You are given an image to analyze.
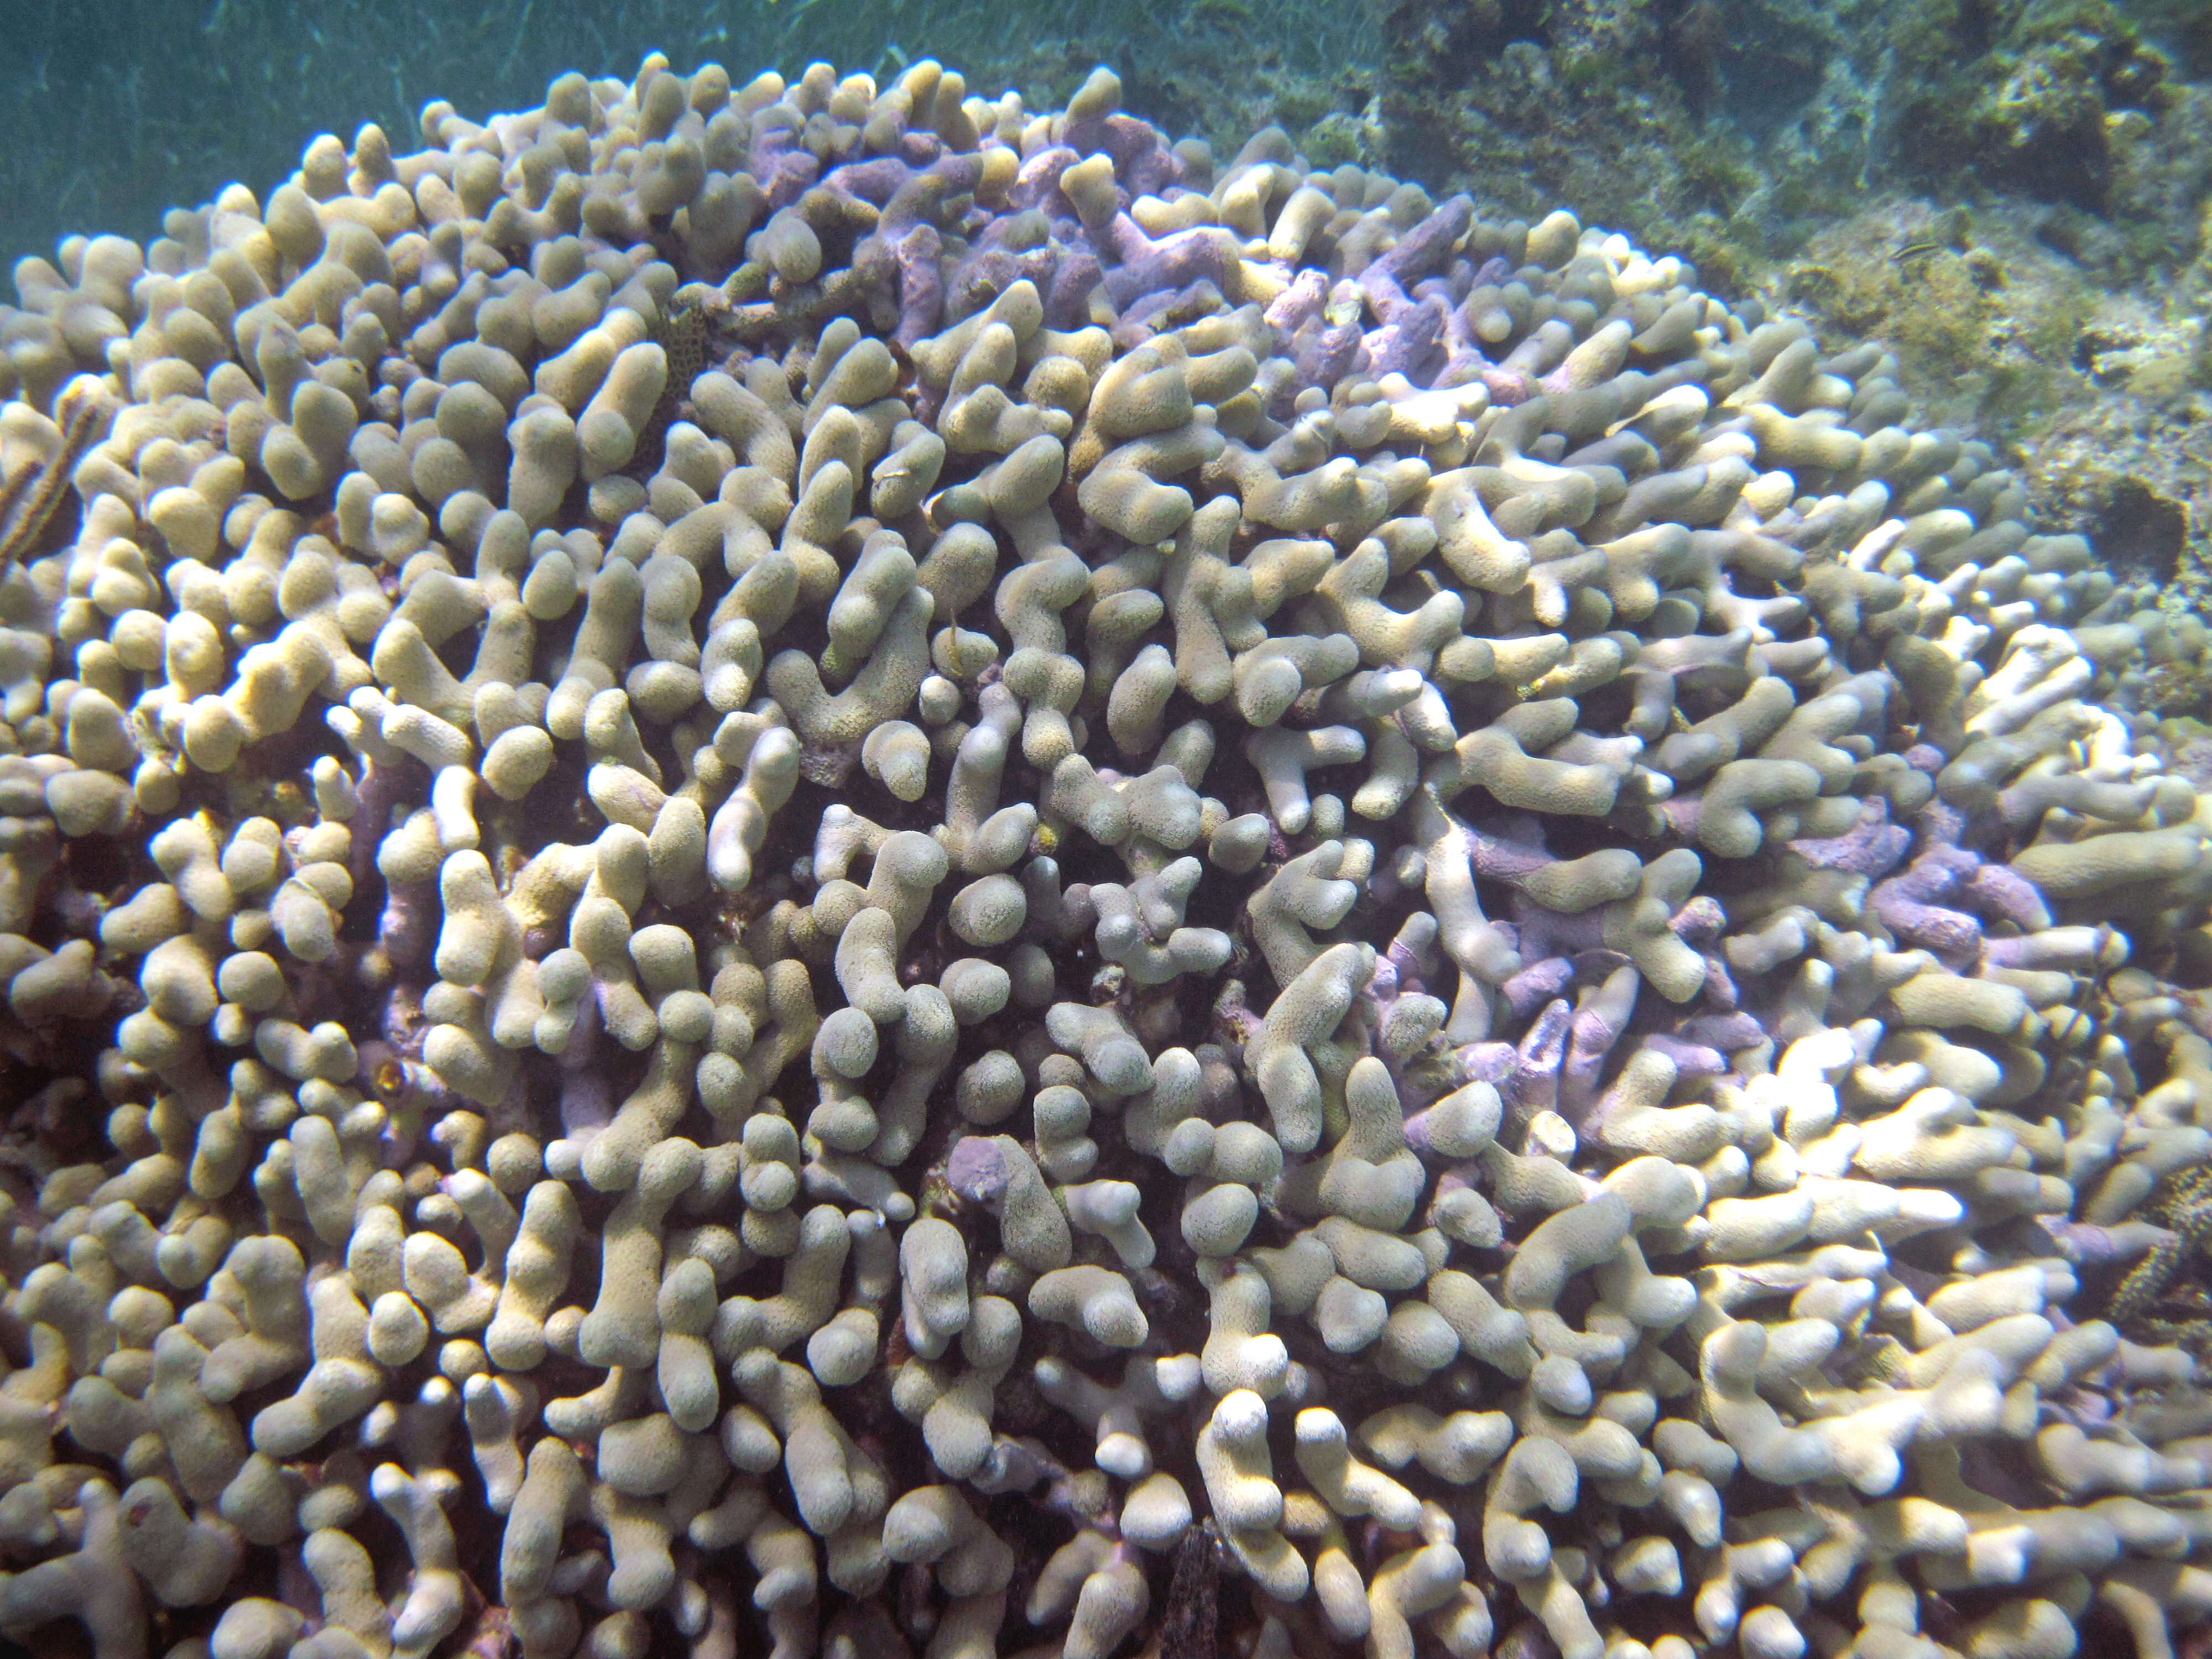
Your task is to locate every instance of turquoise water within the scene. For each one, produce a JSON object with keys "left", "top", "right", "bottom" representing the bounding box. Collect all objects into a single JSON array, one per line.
[{"left": 0, "top": 0, "right": 1378, "bottom": 268}]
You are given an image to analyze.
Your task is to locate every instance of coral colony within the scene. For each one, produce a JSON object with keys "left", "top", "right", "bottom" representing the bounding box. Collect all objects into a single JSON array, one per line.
[{"left": 3, "top": 49, "right": 2212, "bottom": 1659}]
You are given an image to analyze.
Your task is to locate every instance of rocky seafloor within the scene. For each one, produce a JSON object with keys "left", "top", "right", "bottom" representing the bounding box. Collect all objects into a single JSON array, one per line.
[{"left": 3, "top": 47, "right": 2212, "bottom": 1659}]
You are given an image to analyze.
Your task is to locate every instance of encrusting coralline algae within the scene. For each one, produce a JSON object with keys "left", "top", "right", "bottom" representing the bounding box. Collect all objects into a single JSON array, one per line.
[{"left": 2, "top": 45, "right": 2212, "bottom": 1659}]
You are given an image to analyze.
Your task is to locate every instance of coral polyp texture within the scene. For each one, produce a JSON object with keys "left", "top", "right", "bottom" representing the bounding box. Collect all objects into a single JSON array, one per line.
[{"left": 7, "top": 46, "right": 2212, "bottom": 1659}]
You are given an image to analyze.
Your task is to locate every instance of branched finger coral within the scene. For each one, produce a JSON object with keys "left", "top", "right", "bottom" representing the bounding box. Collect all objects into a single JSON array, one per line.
[{"left": 0, "top": 46, "right": 2209, "bottom": 1659}]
